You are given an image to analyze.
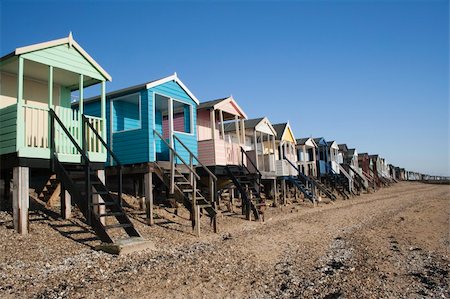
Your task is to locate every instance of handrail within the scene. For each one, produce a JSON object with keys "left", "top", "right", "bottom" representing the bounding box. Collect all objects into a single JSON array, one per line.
[
  {"left": 82, "top": 115, "right": 122, "bottom": 167},
  {"left": 82, "top": 114, "right": 123, "bottom": 206},
  {"left": 240, "top": 146, "right": 262, "bottom": 178},
  {"left": 153, "top": 130, "right": 200, "bottom": 180},
  {"left": 285, "top": 157, "right": 312, "bottom": 182},
  {"left": 49, "top": 109, "right": 90, "bottom": 164},
  {"left": 50, "top": 108, "right": 93, "bottom": 222},
  {"left": 285, "top": 157, "right": 299, "bottom": 173},
  {"left": 173, "top": 134, "right": 217, "bottom": 181}
]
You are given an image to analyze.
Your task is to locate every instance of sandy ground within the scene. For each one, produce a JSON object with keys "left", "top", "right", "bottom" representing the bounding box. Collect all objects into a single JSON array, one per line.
[{"left": 0, "top": 182, "right": 448, "bottom": 298}]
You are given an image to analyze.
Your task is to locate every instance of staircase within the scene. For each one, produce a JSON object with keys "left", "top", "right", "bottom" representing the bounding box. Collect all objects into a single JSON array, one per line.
[
  {"left": 285, "top": 176, "right": 314, "bottom": 203},
  {"left": 49, "top": 110, "right": 142, "bottom": 244},
  {"left": 309, "top": 176, "right": 337, "bottom": 201},
  {"left": 153, "top": 131, "right": 218, "bottom": 235},
  {"left": 38, "top": 174, "right": 61, "bottom": 207},
  {"left": 284, "top": 158, "right": 316, "bottom": 203},
  {"left": 347, "top": 165, "right": 369, "bottom": 192},
  {"left": 226, "top": 164, "right": 263, "bottom": 221}
]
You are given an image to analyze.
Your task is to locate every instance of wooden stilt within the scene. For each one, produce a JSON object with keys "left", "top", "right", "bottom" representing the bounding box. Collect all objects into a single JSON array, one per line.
[
  {"left": 12, "top": 166, "right": 29, "bottom": 235},
  {"left": 282, "top": 179, "right": 287, "bottom": 205},
  {"left": 144, "top": 171, "right": 154, "bottom": 226},
  {"left": 272, "top": 179, "right": 277, "bottom": 207},
  {"left": 60, "top": 184, "right": 71, "bottom": 219},
  {"left": 93, "top": 169, "right": 106, "bottom": 225}
]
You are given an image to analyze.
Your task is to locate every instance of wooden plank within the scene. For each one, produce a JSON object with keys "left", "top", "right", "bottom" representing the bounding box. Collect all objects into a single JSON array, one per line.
[
  {"left": 60, "top": 184, "right": 71, "bottom": 219},
  {"left": 12, "top": 166, "right": 29, "bottom": 235},
  {"left": 144, "top": 172, "right": 154, "bottom": 226},
  {"left": 46, "top": 183, "right": 61, "bottom": 207}
]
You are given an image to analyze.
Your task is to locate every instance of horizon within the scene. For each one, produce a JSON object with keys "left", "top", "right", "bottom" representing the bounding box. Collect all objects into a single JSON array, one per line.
[{"left": 1, "top": 0, "right": 448, "bottom": 176}]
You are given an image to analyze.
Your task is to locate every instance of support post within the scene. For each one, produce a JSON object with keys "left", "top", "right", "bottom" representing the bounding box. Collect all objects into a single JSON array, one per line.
[
  {"left": 93, "top": 169, "right": 106, "bottom": 225},
  {"left": 234, "top": 115, "right": 240, "bottom": 145},
  {"left": 193, "top": 178, "right": 200, "bottom": 236},
  {"left": 240, "top": 118, "right": 245, "bottom": 145},
  {"left": 16, "top": 57, "right": 24, "bottom": 152},
  {"left": 210, "top": 176, "right": 217, "bottom": 233},
  {"left": 282, "top": 178, "right": 287, "bottom": 205},
  {"left": 272, "top": 179, "right": 277, "bottom": 207},
  {"left": 253, "top": 129, "right": 258, "bottom": 170},
  {"left": 260, "top": 131, "right": 265, "bottom": 172},
  {"left": 60, "top": 184, "right": 71, "bottom": 219},
  {"left": 219, "top": 109, "right": 225, "bottom": 140},
  {"left": 101, "top": 81, "right": 106, "bottom": 140},
  {"left": 12, "top": 166, "right": 29, "bottom": 234},
  {"left": 210, "top": 109, "right": 216, "bottom": 140},
  {"left": 79, "top": 74, "right": 84, "bottom": 114},
  {"left": 144, "top": 171, "right": 154, "bottom": 226}
]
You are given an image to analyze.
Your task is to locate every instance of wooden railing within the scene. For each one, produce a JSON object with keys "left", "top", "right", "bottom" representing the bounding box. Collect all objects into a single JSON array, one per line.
[
  {"left": 22, "top": 104, "right": 104, "bottom": 159},
  {"left": 23, "top": 104, "right": 49, "bottom": 149},
  {"left": 84, "top": 115, "right": 105, "bottom": 155}
]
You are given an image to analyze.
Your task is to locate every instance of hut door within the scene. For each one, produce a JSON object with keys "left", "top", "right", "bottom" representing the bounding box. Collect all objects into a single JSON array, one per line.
[{"left": 154, "top": 94, "right": 171, "bottom": 161}]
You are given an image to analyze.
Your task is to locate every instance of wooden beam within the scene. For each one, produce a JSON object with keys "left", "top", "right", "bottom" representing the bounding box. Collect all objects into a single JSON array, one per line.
[
  {"left": 210, "top": 109, "right": 216, "bottom": 140},
  {"left": 219, "top": 109, "right": 225, "bottom": 140},
  {"left": 101, "top": 81, "right": 106, "bottom": 140},
  {"left": 48, "top": 66, "right": 53, "bottom": 108},
  {"left": 240, "top": 118, "right": 245, "bottom": 145},
  {"left": 254, "top": 129, "right": 258, "bottom": 170},
  {"left": 16, "top": 57, "right": 24, "bottom": 151},
  {"left": 144, "top": 172, "right": 154, "bottom": 226},
  {"left": 12, "top": 166, "right": 29, "bottom": 235},
  {"left": 260, "top": 131, "right": 265, "bottom": 171},
  {"left": 93, "top": 169, "right": 106, "bottom": 225},
  {"left": 79, "top": 74, "right": 84, "bottom": 115},
  {"left": 234, "top": 115, "right": 240, "bottom": 145},
  {"left": 60, "top": 184, "right": 71, "bottom": 219}
]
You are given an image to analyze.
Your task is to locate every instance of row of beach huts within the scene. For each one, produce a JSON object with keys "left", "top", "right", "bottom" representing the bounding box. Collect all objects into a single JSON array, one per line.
[{"left": 0, "top": 35, "right": 445, "bottom": 252}]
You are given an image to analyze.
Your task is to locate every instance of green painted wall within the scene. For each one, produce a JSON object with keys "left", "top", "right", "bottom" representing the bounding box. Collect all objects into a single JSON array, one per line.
[
  {"left": 21, "top": 44, "right": 105, "bottom": 81},
  {"left": 0, "top": 104, "right": 17, "bottom": 155}
]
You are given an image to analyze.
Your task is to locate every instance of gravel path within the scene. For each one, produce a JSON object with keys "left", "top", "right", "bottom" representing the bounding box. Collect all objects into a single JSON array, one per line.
[{"left": 0, "top": 182, "right": 448, "bottom": 298}]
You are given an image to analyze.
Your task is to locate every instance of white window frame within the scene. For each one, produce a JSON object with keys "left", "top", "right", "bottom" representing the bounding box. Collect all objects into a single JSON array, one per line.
[
  {"left": 112, "top": 92, "right": 142, "bottom": 134},
  {"left": 172, "top": 99, "right": 194, "bottom": 136}
]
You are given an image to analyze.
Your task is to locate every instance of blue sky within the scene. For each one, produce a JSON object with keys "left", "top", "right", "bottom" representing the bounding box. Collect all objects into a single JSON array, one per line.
[{"left": 1, "top": 0, "right": 448, "bottom": 176}]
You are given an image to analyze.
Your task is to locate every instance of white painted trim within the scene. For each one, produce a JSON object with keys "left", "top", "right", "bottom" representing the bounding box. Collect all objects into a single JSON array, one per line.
[
  {"left": 152, "top": 91, "right": 156, "bottom": 162},
  {"left": 111, "top": 92, "right": 142, "bottom": 133},
  {"left": 172, "top": 99, "right": 194, "bottom": 136},
  {"left": 146, "top": 73, "right": 199, "bottom": 104},
  {"left": 213, "top": 96, "right": 248, "bottom": 119},
  {"left": 13, "top": 34, "right": 112, "bottom": 81},
  {"left": 254, "top": 116, "right": 277, "bottom": 136}
]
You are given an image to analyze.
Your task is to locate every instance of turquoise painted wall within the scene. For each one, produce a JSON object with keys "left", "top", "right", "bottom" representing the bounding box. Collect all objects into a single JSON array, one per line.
[
  {"left": 82, "top": 79, "right": 198, "bottom": 166},
  {"left": 148, "top": 80, "right": 198, "bottom": 164}
]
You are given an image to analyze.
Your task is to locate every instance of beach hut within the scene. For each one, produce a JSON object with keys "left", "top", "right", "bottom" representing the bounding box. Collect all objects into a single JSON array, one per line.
[
  {"left": 82, "top": 73, "right": 217, "bottom": 235},
  {"left": 313, "top": 137, "right": 329, "bottom": 177},
  {"left": 223, "top": 116, "right": 277, "bottom": 176},
  {"left": 0, "top": 34, "right": 146, "bottom": 246},
  {"left": 196, "top": 97, "right": 266, "bottom": 221},
  {"left": 296, "top": 137, "right": 317, "bottom": 177},
  {"left": 197, "top": 96, "right": 247, "bottom": 167},
  {"left": 272, "top": 123, "right": 315, "bottom": 204}
]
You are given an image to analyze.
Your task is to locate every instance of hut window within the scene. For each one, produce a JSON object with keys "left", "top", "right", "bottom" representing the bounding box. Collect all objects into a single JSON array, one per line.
[
  {"left": 173, "top": 100, "right": 192, "bottom": 134},
  {"left": 112, "top": 93, "right": 141, "bottom": 133}
]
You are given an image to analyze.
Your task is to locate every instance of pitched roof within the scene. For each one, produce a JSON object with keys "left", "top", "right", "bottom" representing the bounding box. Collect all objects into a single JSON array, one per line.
[
  {"left": 347, "top": 148, "right": 356, "bottom": 156},
  {"left": 81, "top": 73, "right": 199, "bottom": 105},
  {"left": 338, "top": 144, "right": 348, "bottom": 152},
  {"left": 197, "top": 96, "right": 247, "bottom": 119},
  {"left": 1, "top": 33, "right": 112, "bottom": 81},
  {"left": 198, "top": 98, "right": 229, "bottom": 109},
  {"left": 296, "top": 137, "right": 310, "bottom": 145},
  {"left": 272, "top": 123, "right": 287, "bottom": 140},
  {"left": 313, "top": 137, "right": 327, "bottom": 146},
  {"left": 224, "top": 117, "right": 264, "bottom": 132}
]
